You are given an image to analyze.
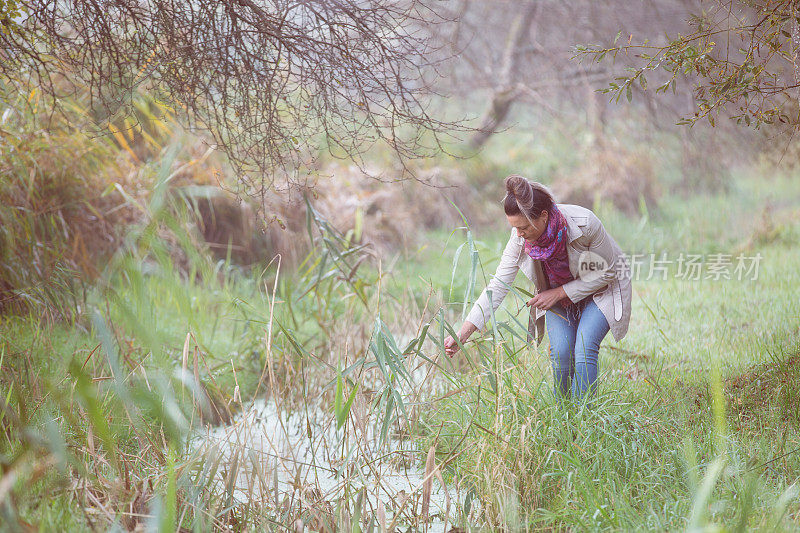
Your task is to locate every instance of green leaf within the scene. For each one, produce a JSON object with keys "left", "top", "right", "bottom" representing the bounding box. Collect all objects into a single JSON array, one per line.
[
  {"left": 334, "top": 367, "right": 344, "bottom": 424},
  {"left": 334, "top": 365, "right": 358, "bottom": 430},
  {"left": 380, "top": 392, "right": 395, "bottom": 445},
  {"left": 514, "top": 285, "right": 535, "bottom": 299}
]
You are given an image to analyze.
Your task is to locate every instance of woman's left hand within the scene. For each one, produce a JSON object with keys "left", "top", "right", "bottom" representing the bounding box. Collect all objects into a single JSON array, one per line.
[{"left": 526, "top": 286, "right": 569, "bottom": 311}]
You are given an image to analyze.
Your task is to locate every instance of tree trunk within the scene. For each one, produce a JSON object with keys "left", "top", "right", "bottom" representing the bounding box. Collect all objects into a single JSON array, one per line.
[{"left": 469, "top": 3, "right": 540, "bottom": 149}]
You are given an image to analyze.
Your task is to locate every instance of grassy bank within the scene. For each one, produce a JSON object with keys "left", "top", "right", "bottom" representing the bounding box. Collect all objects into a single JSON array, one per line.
[
  {"left": 1, "top": 157, "right": 799, "bottom": 531},
  {"left": 0, "top": 190, "right": 434, "bottom": 530},
  {"left": 406, "top": 169, "right": 800, "bottom": 530}
]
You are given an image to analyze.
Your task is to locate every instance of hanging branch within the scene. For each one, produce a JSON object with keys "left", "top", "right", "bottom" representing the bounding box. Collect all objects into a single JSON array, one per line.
[
  {"left": 0, "top": 0, "right": 466, "bottom": 201},
  {"left": 575, "top": 0, "right": 800, "bottom": 130}
]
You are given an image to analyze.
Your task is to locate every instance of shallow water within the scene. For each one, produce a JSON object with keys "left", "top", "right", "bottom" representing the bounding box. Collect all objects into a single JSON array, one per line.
[{"left": 192, "top": 396, "right": 460, "bottom": 531}]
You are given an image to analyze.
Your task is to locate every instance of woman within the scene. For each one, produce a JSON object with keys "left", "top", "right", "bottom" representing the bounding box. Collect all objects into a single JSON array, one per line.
[{"left": 444, "top": 175, "right": 632, "bottom": 403}]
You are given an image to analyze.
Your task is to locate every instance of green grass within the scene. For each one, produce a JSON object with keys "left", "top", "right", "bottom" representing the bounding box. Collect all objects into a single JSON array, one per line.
[
  {"left": 2, "top": 121, "right": 800, "bottom": 530},
  {"left": 0, "top": 186, "right": 411, "bottom": 530},
  {"left": 401, "top": 168, "right": 800, "bottom": 531}
]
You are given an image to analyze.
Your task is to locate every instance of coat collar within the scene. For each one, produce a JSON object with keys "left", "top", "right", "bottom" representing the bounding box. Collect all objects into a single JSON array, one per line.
[{"left": 555, "top": 203, "right": 586, "bottom": 244}]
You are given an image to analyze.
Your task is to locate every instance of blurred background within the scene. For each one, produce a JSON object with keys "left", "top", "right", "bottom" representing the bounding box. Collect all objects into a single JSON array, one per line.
[{"left": 1, "top": 1, "right": 799, "bottom": 531}]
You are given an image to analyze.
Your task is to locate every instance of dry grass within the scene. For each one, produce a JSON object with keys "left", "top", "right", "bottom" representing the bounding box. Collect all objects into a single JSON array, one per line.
[
  {"left": 686, "top": 353, "right": 800, "bottom": 435},
  {"left": 553, "top": 138, "right": 662, "bottom": 215}
]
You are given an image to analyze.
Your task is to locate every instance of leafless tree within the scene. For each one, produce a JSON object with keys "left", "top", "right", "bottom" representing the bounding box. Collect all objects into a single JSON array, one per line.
[
  {"left": 441, "top": 0, "right": 712, "bottom": 149},
  {"left": 0, "top": 0, "right": 463, "bottom": 201},
  {"left": 467, "top": 2, "right": 539, "bottom": 149}
]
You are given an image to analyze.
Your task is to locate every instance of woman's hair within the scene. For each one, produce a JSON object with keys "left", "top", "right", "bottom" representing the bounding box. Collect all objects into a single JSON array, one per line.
[{"left": 503, "top": 174, "right": 556, "bottom": 220}]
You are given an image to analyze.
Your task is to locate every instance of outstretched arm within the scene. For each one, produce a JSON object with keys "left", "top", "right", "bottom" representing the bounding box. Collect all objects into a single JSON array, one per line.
[{"left": 446, "top": 231, "right": 521, "bottom": 356}]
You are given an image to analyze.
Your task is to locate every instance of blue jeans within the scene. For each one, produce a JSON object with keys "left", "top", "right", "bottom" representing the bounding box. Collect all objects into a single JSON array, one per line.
[{"left": 545, "top": 297, "right": 610, "bottom": 404}]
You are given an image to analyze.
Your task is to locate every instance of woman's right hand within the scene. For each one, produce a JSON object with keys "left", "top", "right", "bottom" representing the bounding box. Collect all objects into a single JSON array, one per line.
[
  {"left": 444, "top": 335, "right": 460, "bottom": 357},
  {"left": 444, "top": 322, "right": 477, "bottom": 357}
]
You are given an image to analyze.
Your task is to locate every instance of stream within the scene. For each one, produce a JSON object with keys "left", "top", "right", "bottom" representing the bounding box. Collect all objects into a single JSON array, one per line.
[{"left": 192, "top": 396, "right": 465, "bottom": 532}]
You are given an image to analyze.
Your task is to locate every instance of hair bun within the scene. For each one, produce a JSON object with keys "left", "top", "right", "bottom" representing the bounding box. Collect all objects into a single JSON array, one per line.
[
  {"left": 505, "top": 174, "right": 531, "bottom": 202},
  {"left": 502, "top": 174, "right": 555, "bottom": 220},
  {"left": 505, "top": 175, "right": 525, "bottom": 193}
]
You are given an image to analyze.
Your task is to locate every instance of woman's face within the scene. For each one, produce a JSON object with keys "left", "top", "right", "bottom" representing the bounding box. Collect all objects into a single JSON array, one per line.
[{"left": 507, "top": 210, "right": 548, "bottom": 242}]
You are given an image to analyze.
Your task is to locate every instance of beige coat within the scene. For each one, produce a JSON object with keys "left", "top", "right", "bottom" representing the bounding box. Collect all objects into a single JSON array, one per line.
[{"left": 465, "top": 203, "right": 632, "bottom": 345}]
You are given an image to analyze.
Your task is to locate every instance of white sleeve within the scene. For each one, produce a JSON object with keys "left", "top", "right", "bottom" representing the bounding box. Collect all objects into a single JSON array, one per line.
[{"left": 465, "top": 232, "right": 522, "bottom": 331}]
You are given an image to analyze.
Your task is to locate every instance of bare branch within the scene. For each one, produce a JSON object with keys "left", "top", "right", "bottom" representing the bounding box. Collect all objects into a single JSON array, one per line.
[{"left": 0, "top": 0, "right": 467, "bottom": 204}]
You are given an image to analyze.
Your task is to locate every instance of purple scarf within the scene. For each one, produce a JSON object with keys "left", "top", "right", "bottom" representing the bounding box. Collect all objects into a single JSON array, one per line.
[{"left": 523, "top": 205, "right": 575, "bottom": 299}]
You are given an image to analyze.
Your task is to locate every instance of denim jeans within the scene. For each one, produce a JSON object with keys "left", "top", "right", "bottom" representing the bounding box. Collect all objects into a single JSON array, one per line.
[{"left": 545, "top": 297, "right": 610, "bottom": 404}]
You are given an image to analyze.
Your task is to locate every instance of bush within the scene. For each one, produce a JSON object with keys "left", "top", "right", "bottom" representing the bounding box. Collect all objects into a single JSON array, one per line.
[{"left": 0, "top": 103, "right": 128, "bottom": 320}]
